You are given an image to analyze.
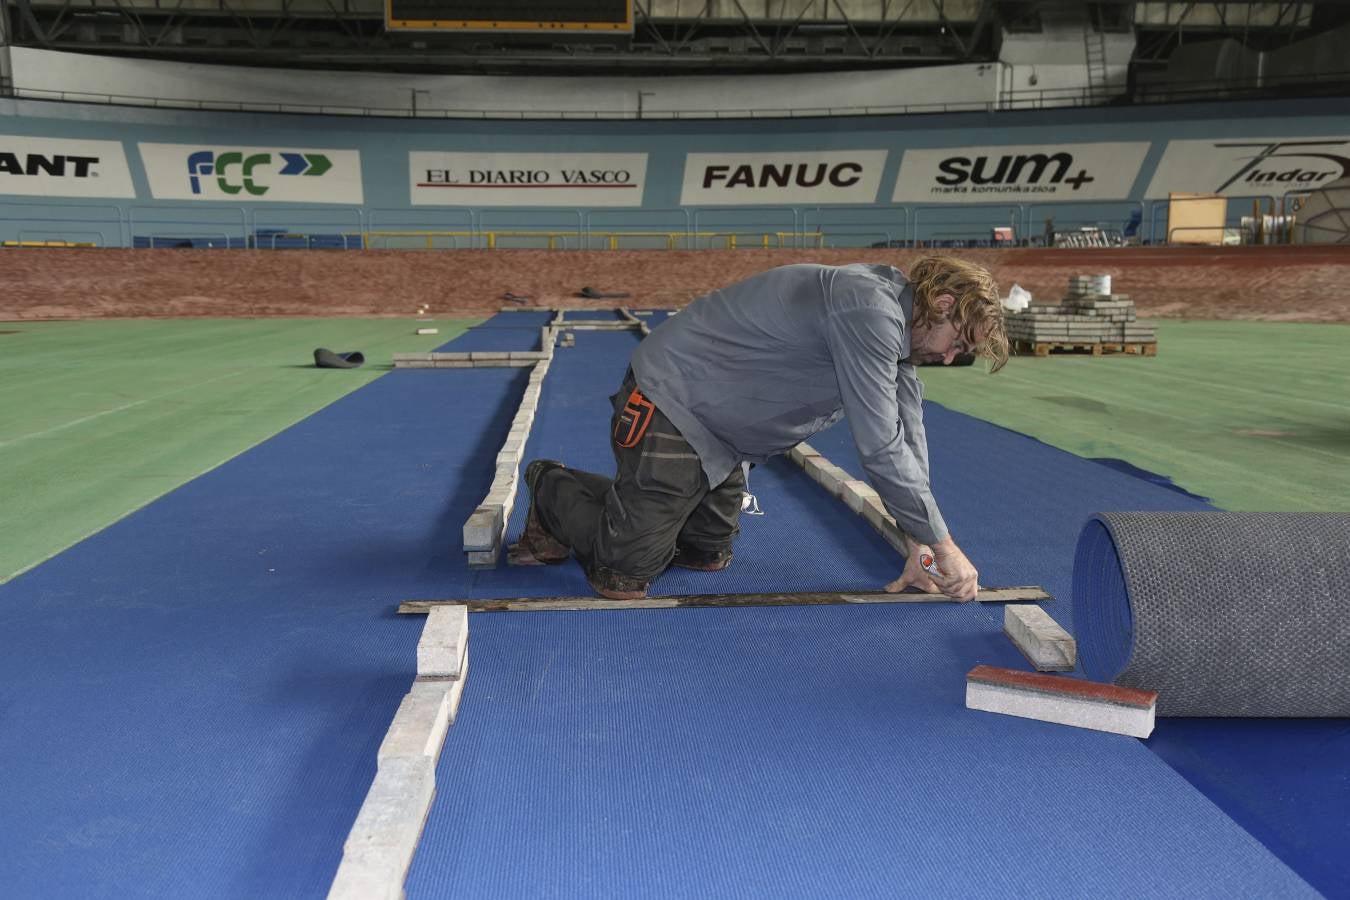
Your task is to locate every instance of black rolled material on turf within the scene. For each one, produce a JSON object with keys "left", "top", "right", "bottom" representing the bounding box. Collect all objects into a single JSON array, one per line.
[
  {"left": 313, "top": 348, "right": 365, "bottom": 369},
  {"left": 1072, "top": 511, "right": 1350, "bottom": 717},
  {"left": 577, "top": 286, "right": 632, "bottom": 299}
]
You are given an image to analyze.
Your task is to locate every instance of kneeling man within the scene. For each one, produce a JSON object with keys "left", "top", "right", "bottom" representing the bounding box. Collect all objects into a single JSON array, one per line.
[{"left": 518, "top": 257, "right": 1009, "bottom": 602}]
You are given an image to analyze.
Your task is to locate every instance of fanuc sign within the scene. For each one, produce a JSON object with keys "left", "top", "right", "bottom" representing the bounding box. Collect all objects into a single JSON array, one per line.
[
  {"left": 679, "top": 151, "right": 888, "bottom": 205},
  {"left": 1145, "top": 137, "right": 1350, "bottom": 198},
  {"left": 0, "top": 136, "right": 136, "bottom": 198},
  {"left": 410, "top": 153, "right": 648, "bottom": 206},
  {"left": 892, "top": 143, "right": 1149, "bottom": 203},
  {"left": 139, "top": 143, "right": 363, "bottom": 203}
]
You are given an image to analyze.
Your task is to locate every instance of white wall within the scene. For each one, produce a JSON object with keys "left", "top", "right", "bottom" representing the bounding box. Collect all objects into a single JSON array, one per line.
[
  {"left": 999, "top": 31, "right": 1135, "bottom": 102},
  {"left": 9, "top": 47, "right": 1002, "bottom": 118}
]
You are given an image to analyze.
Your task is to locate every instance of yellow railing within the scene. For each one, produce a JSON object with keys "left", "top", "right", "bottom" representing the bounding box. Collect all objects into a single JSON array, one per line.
[
  {"left": 2, "top": 240, "right": 98, "bottom": 248},
  {"left": 361, "top": 230, "right": 825, "bottom": 250}
]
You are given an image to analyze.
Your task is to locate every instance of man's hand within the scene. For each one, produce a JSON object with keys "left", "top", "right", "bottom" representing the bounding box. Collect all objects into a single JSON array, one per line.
[
  {"left": 885, "top": 543, "right": 940, "bottom": 594},
  {"left": 930, "top": 537, "right": 979, "bottom": 602}
]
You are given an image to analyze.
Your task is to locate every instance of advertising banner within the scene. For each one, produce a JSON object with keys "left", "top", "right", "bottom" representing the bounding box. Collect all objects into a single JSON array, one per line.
[
  {"left": 139, "top": 143, "right": 363, "bottom": 203},
  {"left": 410, "top": 152, "right": 647, "bottom": 206},
  {"left": 0, "top": 136, "right": 136, "bottom": 198},
  {"left": 892, "top": 142, "right": 1149, "bottom": 203},
  {"left": 1145, "top": 137, "right": 1350, "bottom": 199},
  {"left": 680, "top": 150, "right": 888, "bottom": 205}
]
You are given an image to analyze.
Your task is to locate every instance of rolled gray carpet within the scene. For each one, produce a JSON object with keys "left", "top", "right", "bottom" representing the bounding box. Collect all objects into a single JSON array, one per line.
[{"left": 1072, "top": 511, "right": 1350, "bottom": 716}]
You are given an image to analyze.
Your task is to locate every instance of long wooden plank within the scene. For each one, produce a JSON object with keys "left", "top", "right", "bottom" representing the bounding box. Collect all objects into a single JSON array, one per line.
[{"left": 398, "top": 586, "right": 1050, "bottom": 614}]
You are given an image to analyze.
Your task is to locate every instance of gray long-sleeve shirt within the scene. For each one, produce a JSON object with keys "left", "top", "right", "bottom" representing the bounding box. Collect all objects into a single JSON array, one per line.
[{"left": 631, "top": 262, "right": 948, "bottom": 546}]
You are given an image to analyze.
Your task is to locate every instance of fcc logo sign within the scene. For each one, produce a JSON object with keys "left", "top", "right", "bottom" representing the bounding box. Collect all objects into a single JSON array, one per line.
[{"left": 139, "top": 143, "right": 362, "bottom": 203}]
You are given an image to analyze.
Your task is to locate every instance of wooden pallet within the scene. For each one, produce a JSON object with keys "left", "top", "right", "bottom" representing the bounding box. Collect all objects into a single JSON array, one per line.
[
  {"left": 1013, "top": 339, "right": 1157, "bottom": 358},
  {"left": 1101, "top": 341, "right": 1158, "bottom": 356}
]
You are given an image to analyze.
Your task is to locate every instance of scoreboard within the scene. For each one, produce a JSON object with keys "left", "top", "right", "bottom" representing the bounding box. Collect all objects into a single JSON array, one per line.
[{"left": 386, "top": 1, "right": 633, "bottom": 32}]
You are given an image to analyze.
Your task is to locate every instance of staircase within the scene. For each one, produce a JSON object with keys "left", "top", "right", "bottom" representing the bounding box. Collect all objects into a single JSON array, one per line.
[{"left": 1084, "top": 27, "right": 1109, "bottom": 103}]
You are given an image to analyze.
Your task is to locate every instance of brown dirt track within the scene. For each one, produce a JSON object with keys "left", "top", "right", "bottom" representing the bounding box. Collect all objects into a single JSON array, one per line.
[{"left": 2, "top": 245, "right": 1347, "bottom": 322}]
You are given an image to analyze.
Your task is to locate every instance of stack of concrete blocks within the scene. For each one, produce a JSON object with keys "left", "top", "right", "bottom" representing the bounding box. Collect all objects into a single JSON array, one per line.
[
  {"left": 1004, "top": 306, "right": 1110, "bottom": 345},
  {"left": 787, "top": 442, "right": 907, "bottom": 554},
  {"left": 1004, "top": 274, "right": 1156, "bottom": 352},
  {"left": 463, "top": 355, "right": 550, "bottom": 568},
  {"left": 1062, "top": 277, "right": 1157, "bottom": 345},
  {"left": 391, "top": 351, "right": 549, "bottom": 369},
  {"left": 328, "top": 606, "right": 470, "bottom": 900}
]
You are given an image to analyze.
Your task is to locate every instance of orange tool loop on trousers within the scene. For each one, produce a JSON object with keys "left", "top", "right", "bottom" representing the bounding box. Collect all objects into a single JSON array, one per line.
[{"left": 615, "top": 388, "right": 655, "bottom": 448}]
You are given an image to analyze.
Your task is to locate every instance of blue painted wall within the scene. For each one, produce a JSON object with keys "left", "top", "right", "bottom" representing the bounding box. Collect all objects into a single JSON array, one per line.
[{"left": 1, "top": 97, "right": 1347, "bottom": 247}]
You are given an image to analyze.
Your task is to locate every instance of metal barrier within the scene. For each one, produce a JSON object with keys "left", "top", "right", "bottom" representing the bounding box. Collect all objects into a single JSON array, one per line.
[
  {"left": 4, "top": 197, "right": 1318, "bottom": 252},
  {"left": 260, "top": 231, "right": 357, "bottom": 250},
  {"left": 0, "top": 201, "right": 125, "bottom": 247},
  {"left": 16, "top": 229, "right": 104, "bottom": 248},
  {"left": 1146, "top": 194, "right": 1277, "bottom": 245},
  {"left": 1025, "top": 200, "right": 1145, "bottom": 247},
  {"left": 358, "top": 229, "right": 821, "bottom": 250},
  {"left": 4, "top": 238, "right": 100, "bottom": 248},
  {"left": 802, "top": 205, "right": 909, "bottom": 248},
  {"left": 364, "top": 231, "right": 473, "bottom": 250},
  {"left": 911, "top": 203, "right": 1026, "bottom": 247},
  {"left": 583, "top": 207, "right": 691, "bottom": 246},
  {"left": 1163, "top": 225, "right": 1240, "bottom": 245},
  {"left": 478, "top": 209, "right": 585, "bottom": 250},
  {"left": 253, "top": 206, "right": 363, "bottom": 249},
  {"left": 127, "top": 205, "right": 248, "bottom": 249},
  {"left": 584, "top": 230, "right": 678, "bottom": 250},
  {"left": 145, "top": 233, "right": 236, "bottom": 249},
  {"left": 368, "top": 207, "right": 475, "bottom": 246}
]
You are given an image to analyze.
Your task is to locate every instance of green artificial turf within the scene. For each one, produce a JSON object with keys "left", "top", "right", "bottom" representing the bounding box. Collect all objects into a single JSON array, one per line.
[
  {"left": 918, "top": 320, "right": 1350, "bottom": 513},
  {"left": 0, "top": 318, "right": 476, "bottom": 583}
]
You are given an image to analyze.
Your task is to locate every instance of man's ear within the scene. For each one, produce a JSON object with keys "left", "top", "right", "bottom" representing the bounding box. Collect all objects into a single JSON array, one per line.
[{"left": 933, "top": 293, "right": 956, "bottom": 315}]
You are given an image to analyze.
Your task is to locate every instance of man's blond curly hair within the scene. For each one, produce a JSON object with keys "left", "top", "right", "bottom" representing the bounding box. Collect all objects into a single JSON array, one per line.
[{"left": 907, "top": 256, "right": 1009, "bottom": 373}]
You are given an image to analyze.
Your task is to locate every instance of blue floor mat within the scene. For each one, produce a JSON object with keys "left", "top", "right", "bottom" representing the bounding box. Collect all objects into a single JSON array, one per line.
[
  {"left": 412, "top": 324, "right": 1318, "bottom": 897},
  {"left": 799, "top": 362, "right": 1350, "bottom": 899},
  {"left": 0, "top": 314, "right": 1338, "bottom": 898}
]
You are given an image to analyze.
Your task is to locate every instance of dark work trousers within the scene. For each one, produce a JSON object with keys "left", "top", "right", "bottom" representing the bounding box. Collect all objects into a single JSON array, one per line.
[{"left": 532, "top": 371, "right": 745, "bottom": 584}]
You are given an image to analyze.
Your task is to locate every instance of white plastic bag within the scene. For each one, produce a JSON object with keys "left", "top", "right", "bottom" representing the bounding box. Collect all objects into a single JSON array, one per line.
[{"left": 1003, "top": 283, "right": 1032, "bottom": 311}]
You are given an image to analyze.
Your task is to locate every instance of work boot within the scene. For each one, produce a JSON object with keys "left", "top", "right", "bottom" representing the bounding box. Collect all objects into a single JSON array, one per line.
[
  {"left": 515, "top": 459, "right": 570, "bottom": 565},
  {"left": 585, "top": 563, "right": 649, "bottom": 601},
  {"left": 670, "top": 545, "right": 734, "bottom": 572}
]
